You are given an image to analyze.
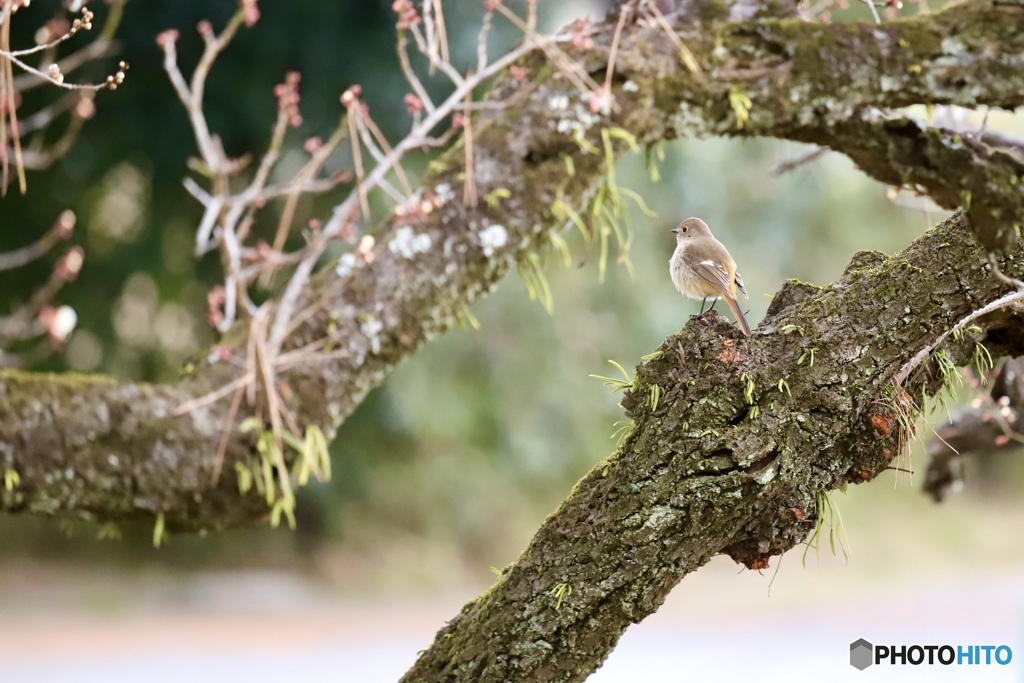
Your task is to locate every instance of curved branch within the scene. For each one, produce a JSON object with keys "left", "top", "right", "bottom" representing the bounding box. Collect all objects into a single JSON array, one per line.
[
  {"left": 400, "top": 213, "right": 1024, "bottom": 683},
  {"left": 789, "top": 115, "right": 1024, "bottom": 251}
]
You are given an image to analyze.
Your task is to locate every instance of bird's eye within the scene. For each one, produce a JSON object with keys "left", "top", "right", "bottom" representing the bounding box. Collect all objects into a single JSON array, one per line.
[{"left": 681, "top": 227, "right": 687, "bottom": 232}]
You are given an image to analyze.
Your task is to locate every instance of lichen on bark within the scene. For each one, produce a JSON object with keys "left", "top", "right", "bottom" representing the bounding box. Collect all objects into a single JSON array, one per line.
[{"left": 401, "top": 212, "right": 1024, "bottom": 683}]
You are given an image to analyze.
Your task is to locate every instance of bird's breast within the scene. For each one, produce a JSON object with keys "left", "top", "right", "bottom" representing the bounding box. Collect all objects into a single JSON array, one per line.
[{"left": 669, "top": 245, "right": 720, "bottom": 300}]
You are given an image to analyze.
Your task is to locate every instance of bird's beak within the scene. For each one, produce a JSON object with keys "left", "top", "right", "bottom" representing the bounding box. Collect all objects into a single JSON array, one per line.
[{"left": 670, "top": 228, "right": 678, "bottom": 234}]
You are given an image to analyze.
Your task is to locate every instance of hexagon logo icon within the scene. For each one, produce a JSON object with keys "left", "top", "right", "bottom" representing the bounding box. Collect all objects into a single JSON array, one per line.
[{"left": 850, "top": 638, "right": 874, "bottom": 670}]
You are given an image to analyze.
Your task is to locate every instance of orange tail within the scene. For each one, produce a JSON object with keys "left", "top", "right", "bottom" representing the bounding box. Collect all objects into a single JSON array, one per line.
[{"left": 724, "top": 296, "right": 751, "bottom": 336}]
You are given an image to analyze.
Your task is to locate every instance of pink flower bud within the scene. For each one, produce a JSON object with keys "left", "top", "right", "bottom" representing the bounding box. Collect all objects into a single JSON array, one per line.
[
  {"left": 156, "top": 29, "right": 180, "bottom": 48},
  {"left": 54, "top": 210, "right": 76, "bottom": 240},
  {"left": 340, "top": 85, "right": 362, "bottom": 108},
  {"left": 304, "top": 136, "right": 323, "bottom": 154},
  {"left": 56, "top": 247, "right": 84, "bottom": 282},
  {"left": 404, "top": 93, "right": 424, "bottom": 115},
  {"left": 240, "top": 0, "right": 261, "bottom": 27}
]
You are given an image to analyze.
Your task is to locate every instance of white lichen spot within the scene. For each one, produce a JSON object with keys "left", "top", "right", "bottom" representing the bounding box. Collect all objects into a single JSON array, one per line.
[
  {"left": 672, "top": 102, "right": 710, "bottom": 135},
  {"left": 940, "top": 37, "right": 966, "bottom": 55},
  {"left": 643, "top": 506, "right": 677, "bottom": 530},
  {"left": 879, "top": 76, "right": 900, "bottom": 92},
  {"left": 754, "top": 466, "right": 776, "bottom": 485},
  {"left": 435, "top": 183, "right": 455, "bottom": 203},
  {"left": 334, "top": 252, "right": 358, "bottom": 278},
  {"left": 622, "top": 80, "right": 639, "bottom": 93},
  {"left": 360, "top": 317, "right": 383, "bottom": 355},
  {"left": 478, "top": 224, "right": 508, "bottom": 257},
  {"left": 548, "top": 95, "right": 569, "bottom": 111},
  {"left": 389, "top": 226, "right": 432, "bottom": 258},
  {"left": 549, "top": 93, "right": 602, "bottom": 136}
]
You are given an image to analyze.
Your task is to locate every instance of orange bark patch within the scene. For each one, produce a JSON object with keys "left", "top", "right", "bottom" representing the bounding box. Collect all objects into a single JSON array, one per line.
[{"left": 870, "top": 414, "right": 892, "bottom": 436}]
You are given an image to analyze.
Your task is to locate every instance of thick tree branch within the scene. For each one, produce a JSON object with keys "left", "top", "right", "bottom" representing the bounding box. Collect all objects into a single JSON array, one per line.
[
  {"left": 0, "top": 366, "right": 265, "bottom": 530},
  {"left": 789, "top": 115, "right": 1024, "bottom": 251},
  {"left": 401, "top": 213, "right": 1024, "bottom": 683}
]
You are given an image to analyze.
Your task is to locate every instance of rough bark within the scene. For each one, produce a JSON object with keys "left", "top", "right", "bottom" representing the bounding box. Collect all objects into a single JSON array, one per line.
[
  {"left": 401, "top": 212, "right": 1024, "bottom": 682},
  {"left": 3, "top": 0, "right": 1023, "bottom": 528}
]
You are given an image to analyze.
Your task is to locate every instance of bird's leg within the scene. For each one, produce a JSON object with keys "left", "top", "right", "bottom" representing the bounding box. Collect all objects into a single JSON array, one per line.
[
  {"left": 705, "top": 298, "right": 718, "bottom": 315},
  {"left": 690, "top": 297, "right": 708, "bottom": 321}
]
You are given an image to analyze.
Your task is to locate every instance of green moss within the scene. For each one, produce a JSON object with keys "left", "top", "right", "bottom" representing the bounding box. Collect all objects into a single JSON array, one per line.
[{"left": 699, "top": 0, "right": 731, "bottom": 24}]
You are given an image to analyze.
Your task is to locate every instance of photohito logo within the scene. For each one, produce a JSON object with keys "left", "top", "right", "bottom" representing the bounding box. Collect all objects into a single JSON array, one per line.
[
  {"left": 850, "top": 639, "right": 873, "bottom": 670},
  {"left": 850, "top": 638, "right": 1013, "bottom": 669}
]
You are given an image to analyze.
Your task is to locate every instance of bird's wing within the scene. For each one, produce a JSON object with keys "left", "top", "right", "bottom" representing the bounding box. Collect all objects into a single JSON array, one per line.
[
  {"left": 734, "top": 271, "right": 749, "bottom": 299},
  {"left": 683, "top": 251, "right": 734, "bottom": 297}
]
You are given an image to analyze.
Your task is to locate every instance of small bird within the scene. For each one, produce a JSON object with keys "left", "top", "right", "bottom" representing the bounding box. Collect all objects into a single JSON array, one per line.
[{"left": 669, "top": 217, "right": 751, "bottom": 336}]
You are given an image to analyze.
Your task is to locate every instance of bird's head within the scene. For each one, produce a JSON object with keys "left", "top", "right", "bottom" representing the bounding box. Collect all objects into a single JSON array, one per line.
[{"left": 671, "top": 217, "right": 712, "bottom": 242}]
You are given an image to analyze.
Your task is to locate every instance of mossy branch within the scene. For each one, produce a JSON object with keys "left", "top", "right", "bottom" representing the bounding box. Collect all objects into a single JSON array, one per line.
[{"left": 401, "top": 213, "right": 1024, "bottom": 683}]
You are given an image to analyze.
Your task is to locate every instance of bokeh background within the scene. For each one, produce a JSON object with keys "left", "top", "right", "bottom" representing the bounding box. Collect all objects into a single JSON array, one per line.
[{"left": 1, "top": 1, "right": 1022, "bottom": 681}]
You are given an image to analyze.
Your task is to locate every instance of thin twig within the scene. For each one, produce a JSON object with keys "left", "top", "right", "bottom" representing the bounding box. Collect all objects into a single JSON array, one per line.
[
  {"left": 0, "top": 225, "right": 65, "bottom": 271},
  {"left": 477, "top": 8, "right": 493, "bottom": 72},
  {"left": 494, "top": 4, "right": 598, "bottom": 95},
  {"left": 410, "top": 23, "right": 464, "bottom": 87},
  {"left": 641, "top": 0, "right": 702, "bottom": 76},
  {"left": 267, "top": 40, "right": 535, "bottom": 353},
  {"left": 11, "top": 39, "right": 117, "bottom": 92},
  {"left": 265, "top": 120, "right": 349, "bottom": 262},
  {"left": 771, "top": 147, "right": 827, "bottom": 176},
  {"left": 218, "top": 226, "right": 244, "bottom": 331},
  {"left": 348, "top": 107, "right": 371, "bottom": 222},
  {"left": 360, "top": 114, "right": 413, "bottom": 197},
  {"left": 432, "top": 0, "right": 450, "bottom": 66},
  {"left": 397, "top": 31, "right": 436, "bottom": 114},
  {"left": 604, "top": 1, "right": 633, "bottom": 95},
  {"left": 194, "top": 196, "right": 225, "bottom": 255},
  {"left": 161, "top": 11, "right": 245, "bottom": 176},
  {"left": 355, "top": 118, "right": 409, "bottom": 204},
  {"left": 862, "top": 0, "right": 882, "bottom": 24},
  {"left": 211, "top": 379, "right": 246, "bottom": 484},
  {"left": 174, "top": 372, "right": 255, "bottom": 415},
  {"left": 987, "top": 253, "right": 1024, "bottom": 290},
  {"left": 894, "top": 289, "right": 1024, "bottom": 386},
  {"left": 255, "top": 173, "right": 351, "bottom": 202},
  {"left": 1, "top": 0, "right": 26, "bottom": 194},
  {"left": 0, "top": 50, "right": 114, "bottom": 92},
  {"left": 462, "top": 80, "right": 476, "bottom": 207}
]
